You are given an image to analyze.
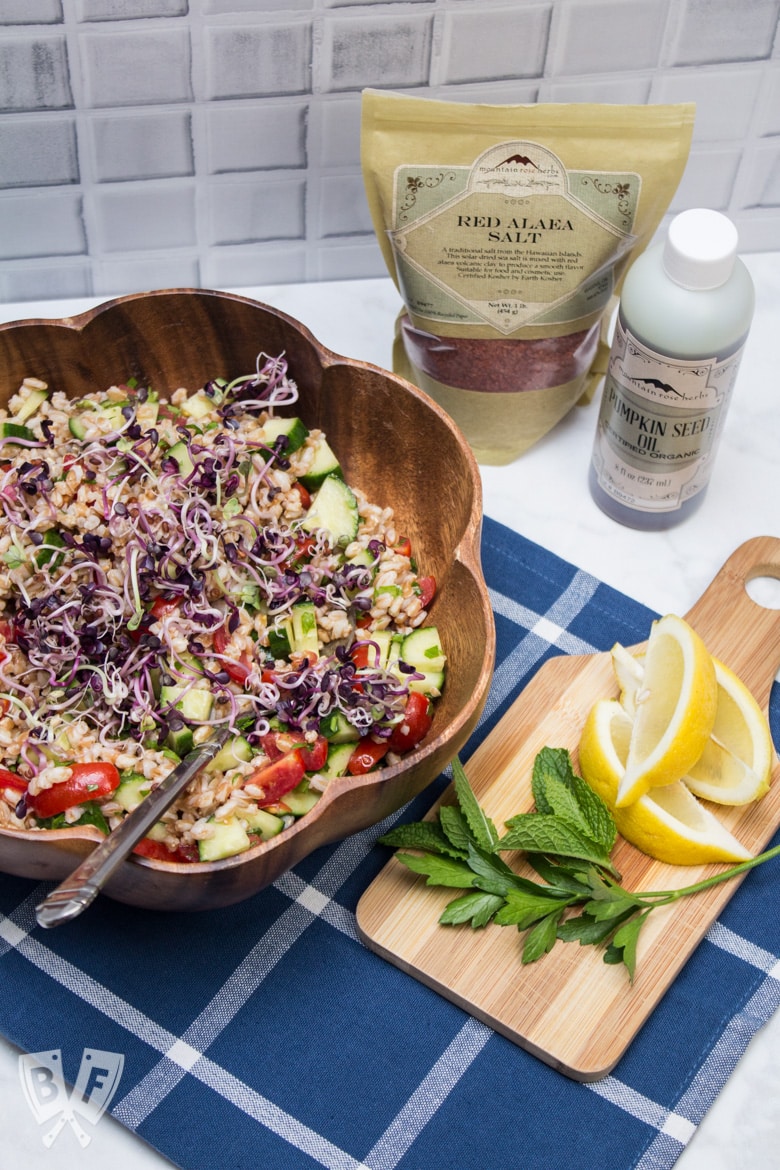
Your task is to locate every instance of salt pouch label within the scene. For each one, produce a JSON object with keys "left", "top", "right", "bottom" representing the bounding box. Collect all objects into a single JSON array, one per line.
[
  {"left": 391, "top": 141, "right": 639, "bottom": 335},
  {"left": 361, "top": 92, "right": 695, "bottom": 464}
]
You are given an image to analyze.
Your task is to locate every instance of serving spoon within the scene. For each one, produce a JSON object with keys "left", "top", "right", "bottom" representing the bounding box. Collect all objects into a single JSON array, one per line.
[{"left": 35, "top": 727, "right": 231, "bottom": 929}]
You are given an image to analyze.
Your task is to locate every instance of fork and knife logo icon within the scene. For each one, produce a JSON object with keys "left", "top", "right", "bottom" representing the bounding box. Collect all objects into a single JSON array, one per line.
[{"left": 18, "top": 1048, "right": 124, "bottom": 1148}]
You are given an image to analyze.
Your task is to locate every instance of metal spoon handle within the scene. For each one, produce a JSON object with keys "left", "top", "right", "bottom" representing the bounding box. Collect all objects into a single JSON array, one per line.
[{"left": 35, "top": 727, "right": 231, "bottom": 929}]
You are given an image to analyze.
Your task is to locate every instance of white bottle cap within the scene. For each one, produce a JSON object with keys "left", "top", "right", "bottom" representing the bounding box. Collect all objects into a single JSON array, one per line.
[{"left": 662, "top": 208, "right": 738, "bottom": 290}]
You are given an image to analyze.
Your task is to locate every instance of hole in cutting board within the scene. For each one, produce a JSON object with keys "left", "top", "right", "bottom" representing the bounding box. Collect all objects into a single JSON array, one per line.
[{"left": 746, "top": 575, "right": 780, "bottom": 610}]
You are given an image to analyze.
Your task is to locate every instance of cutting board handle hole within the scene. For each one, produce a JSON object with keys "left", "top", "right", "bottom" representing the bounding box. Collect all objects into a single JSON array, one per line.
[{"left": 745, "top": 574, "right": 780, "bottom": 610}]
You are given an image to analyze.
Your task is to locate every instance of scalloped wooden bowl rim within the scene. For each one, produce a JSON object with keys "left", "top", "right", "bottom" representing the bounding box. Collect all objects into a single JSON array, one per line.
[{"left": 0, "top": 288, "right": 495, "bottom": 906}]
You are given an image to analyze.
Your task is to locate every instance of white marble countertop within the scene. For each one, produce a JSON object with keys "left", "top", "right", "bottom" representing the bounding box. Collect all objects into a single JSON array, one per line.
[{"left": 0, "top": 256, "right": 778, "bottom": 1168}]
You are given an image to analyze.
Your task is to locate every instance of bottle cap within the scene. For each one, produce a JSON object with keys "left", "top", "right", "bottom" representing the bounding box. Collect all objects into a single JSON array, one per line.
[{"left": 662, "top": 208, "right": 739, "bottom": 290}]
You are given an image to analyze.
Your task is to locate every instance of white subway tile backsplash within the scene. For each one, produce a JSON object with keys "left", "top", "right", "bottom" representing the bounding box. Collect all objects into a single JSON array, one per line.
[
  {"left": 318, "top": 173, "right": 374, "bottom": 237},
  {"left": 80, "top": 29, "right": 193, "bottom": 107},
  {"left": 0, "top": 116, "right": 78, "bottom": 186},
  {"left": 207, "top": 178, "right": 306, "bottom": 245},
  {"left": 93, "top": 184, "right": 196, "bottom": 251},
  {"left": 669, "top": 146, "right": 742, "bottom": 211},
  {"left": 0, "top": 261, "right": 91, "bottom": 303},
  {"left": 553, "top": 0, "right": 669, "bottom": 75},
  {"left": 0, "top": 0, "right": 778, "bottom": 301},
  {"left": 0, "top": 192, "right": 85, "bottom": 258},
  {"left": 313, "top": 98, "right": 362, "bottom": 167},
  {"left": 671, "top": 0, "right": 778, "bottom": 65},
  {"left": 542, "top": 74, "right": 652, "bottom": 103},
  {"left": 89, "top": 110, "right": 193, "bottom": 181},
  {"left": 322, "top": 14, "right": 433, "bottom": 92},
  {"left": 0, "top": 34, "right": 72, "bottom": 111},
  {"left": 203, "top": 23, "right": 312, "bottom": 100},
  {"left": 206, "top": 103, "right": 307, "bottom": 173},
  {"left": 92, "top": 255, "right": 199, "bottom": 296},
  {"left": 2, "top": 0, "right": 62, "bottom": 22},
  {"left": 440, "top": 6, "right": 551, "bottom": 84},
  {"left": 651, "top": 68, "right": 762, "bottom": 141},
  {"left": 202, "top": 244, "right": 307, "bottom": 288},
  {"left": 75, "top": 0, "right": 188, "bottom": 19}
]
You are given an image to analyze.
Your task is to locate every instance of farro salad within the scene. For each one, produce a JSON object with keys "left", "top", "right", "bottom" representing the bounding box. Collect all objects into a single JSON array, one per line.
[{"left": 0, "top": 357, "right": 445, "bottom": 863}]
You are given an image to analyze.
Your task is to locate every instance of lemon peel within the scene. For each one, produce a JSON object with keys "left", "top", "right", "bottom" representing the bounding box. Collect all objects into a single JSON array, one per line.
[
  {"left": 616, "top": 615, "right": 718, "bottom": 807},
  {"left": 611, "top": 642, "right": 773, "bottom": 806},
  {"left": 579, "top": 699, "right": 753, "bottom": 865}
]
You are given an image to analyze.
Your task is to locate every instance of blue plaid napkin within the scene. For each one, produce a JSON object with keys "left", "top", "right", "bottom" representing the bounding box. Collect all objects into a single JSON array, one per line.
[{"left": 2, "top": 516, "right": 778, "bottom": 1170}]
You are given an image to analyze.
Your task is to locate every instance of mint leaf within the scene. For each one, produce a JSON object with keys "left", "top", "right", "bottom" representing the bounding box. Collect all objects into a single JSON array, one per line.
[
  {"left": 522, "top": 908, "right": 565, "bottom": 964},
  {"left": 494, "top": 888, "right": 573, "bottom": 931},
  {"left": 439, "top": 804, "right": 475, "bottom": 854},
  {"left": 532, "top": 746, "right": 616, "bottom": 852},
  {"left": 452, "top": 756, "right": 498, "bottom": 851},
  {"left": 394, "top": 851, "right": 476, "bottom": 888},
  {"left": 499, "top": 813, "right": 619, "bottom": 875},
  {"left": 439, "top": 891, "right": 505, "bottom": 928},
  {"left": 379, "top": 821, "right": 466, "bottom": 860}
]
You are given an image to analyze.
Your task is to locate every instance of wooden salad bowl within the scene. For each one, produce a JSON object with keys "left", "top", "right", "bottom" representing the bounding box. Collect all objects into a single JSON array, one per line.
[{"left": 0, "top": 288, "right": 495, "bottom": 911}]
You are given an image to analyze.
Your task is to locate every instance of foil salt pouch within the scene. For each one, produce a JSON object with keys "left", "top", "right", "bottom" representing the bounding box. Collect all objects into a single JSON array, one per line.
[{"left": 361, "top": 91, "right": 695, "bottom": 465}]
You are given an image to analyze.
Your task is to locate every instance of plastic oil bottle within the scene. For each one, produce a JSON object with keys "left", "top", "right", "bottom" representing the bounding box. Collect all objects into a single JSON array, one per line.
[{"left": 588, "top": 208, "right": 754, "bottom": 529}]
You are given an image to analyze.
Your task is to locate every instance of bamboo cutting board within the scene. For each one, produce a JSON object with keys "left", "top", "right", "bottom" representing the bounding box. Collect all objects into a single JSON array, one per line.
[{"left": 356, "top": 536, "right": 780, "bottom": 1081}]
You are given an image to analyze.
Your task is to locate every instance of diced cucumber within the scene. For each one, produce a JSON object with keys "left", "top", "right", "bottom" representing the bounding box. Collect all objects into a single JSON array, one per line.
[
  {"left": 165, "top": 724, "right": 194, "bottom": 757},
  {"left": 266, "top": 618, "right": 292, "bottom": 660},
  {"left": 0, "top": 421, "right": 36, "bottom": 444},
  {"left": 401, "top": 627, "right": 446, "bottom": 674},
  {"left": 167, "top": 440, "right": 194, "bottom": 477},
  {"left": 164, "top": 687, "right": 214, "bottom": 723},
  {"left": 300, "top": 474, "right": 359, "bottom": 546},
  {"left": 281, "top": 779, "right": 321, "bottom": 817},
  {"left": 290, "top": 600, "right": 319, "bottom": 657},
  {"left": 13, "top": 385, "right": 48, "bottom": 423},
  {"left": 35, "top": 529, "right": 66, "bottom": 571},
  {"left": 353, "top": 629, "right": 394, "bottom": 671},
  {"left": 297, "top": 436, "right": 341, "bottom": 490},
  {"left": 198, "top": 816, "right": 251, "bottom": 862},
  {"left": 316, "top": 741, "right": 357, "bottom": 783},
  {"left": 260, "top": 416, "right": 309, "bottom": 455},
  {"left": 406, "top": 669, "right": 445, "bottom": 697},
  {"left": 242, "top": 807, "right": 284, "bottom": 840},
  {"left": 205, "top": 735, "right": 254, "bottom": 774},
  {"left": 146, "top": 821, "right": 168, "bottom": 842},
  {"left": 180, "top": 392, "right": 213, "bottom": 420},
  {"left": 318, "top": 710, "right": 360, "bottom": 744},
  {"left": 136, "top": 400, "right": 160, "bottom": 429},
  {"left": 68, "top": 415, "right": 88, "bottom": 440},
  {"left": 114, "top": 774, "right": 154, "bottom": 813}
]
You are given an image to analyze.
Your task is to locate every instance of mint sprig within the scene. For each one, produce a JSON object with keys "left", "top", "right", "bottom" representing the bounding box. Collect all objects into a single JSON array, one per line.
[{"left": 379, "top": 750, "right": 780, "bottom": 981}]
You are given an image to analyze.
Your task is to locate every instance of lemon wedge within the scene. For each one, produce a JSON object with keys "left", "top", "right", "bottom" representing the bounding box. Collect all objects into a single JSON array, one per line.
[
  {"left": 579, "top": 699, "right": 752, "bottom": 864},
  {"left": 616, "top": 614, "right": 718, "bottom": 807},
  {"left": 611, "top": 642, "right": 773, "bottom": 806}
]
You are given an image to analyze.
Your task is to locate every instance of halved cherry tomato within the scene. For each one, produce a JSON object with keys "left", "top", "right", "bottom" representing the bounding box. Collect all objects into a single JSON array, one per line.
[
  {"left": 149, "top": 596, "right": 180, "bottom": 620},
  {"left": 248, "top": 750, "right": 306, "bottom": 806},
  {"left": 416, "top": 575, "right": 436, "bottom": 608},
  {"left": 133, "top": 837, "right": 198, "bottom": 863},
  {"left": 212, "top": 621, "right": 252, "bottom": 686},
  {"left": 291, "top": 482, "right": 312, "bottom": 510},
  {"left": 260, "top": 732, "right": 328, "bottom": 773},
  {"left": 0, "top": 767, "right": 26, "bottom": 794},
  {"left": 27, "top": 762, "right": 121, "bottom": 818},
  {"left": 347, "top": 737, "right": 389, "bottom": 775},
  {"left": 350, "top": 641, "right": 372, "bottom": 670},
  {"left": 387, "top": 691, "right": 433, "bottom": 754},
  {"left": 394, "top": 536, "right": 412, "bottom": 559}
]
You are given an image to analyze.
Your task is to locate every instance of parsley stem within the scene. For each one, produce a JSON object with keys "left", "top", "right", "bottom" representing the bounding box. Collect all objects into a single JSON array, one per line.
[{"left": 635, "top": 841, "right": 780, "bottom": 904}]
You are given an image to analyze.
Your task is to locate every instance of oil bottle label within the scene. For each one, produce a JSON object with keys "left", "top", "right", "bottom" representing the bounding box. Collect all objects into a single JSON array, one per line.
[{"left": 591, "top": 313, "right": 746, "bottom": 512}]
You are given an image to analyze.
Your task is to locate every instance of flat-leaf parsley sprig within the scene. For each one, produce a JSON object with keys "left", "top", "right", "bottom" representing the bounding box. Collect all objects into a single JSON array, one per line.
[{"left": 378, "top": 749, "right": 780, "bottom": 980}]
